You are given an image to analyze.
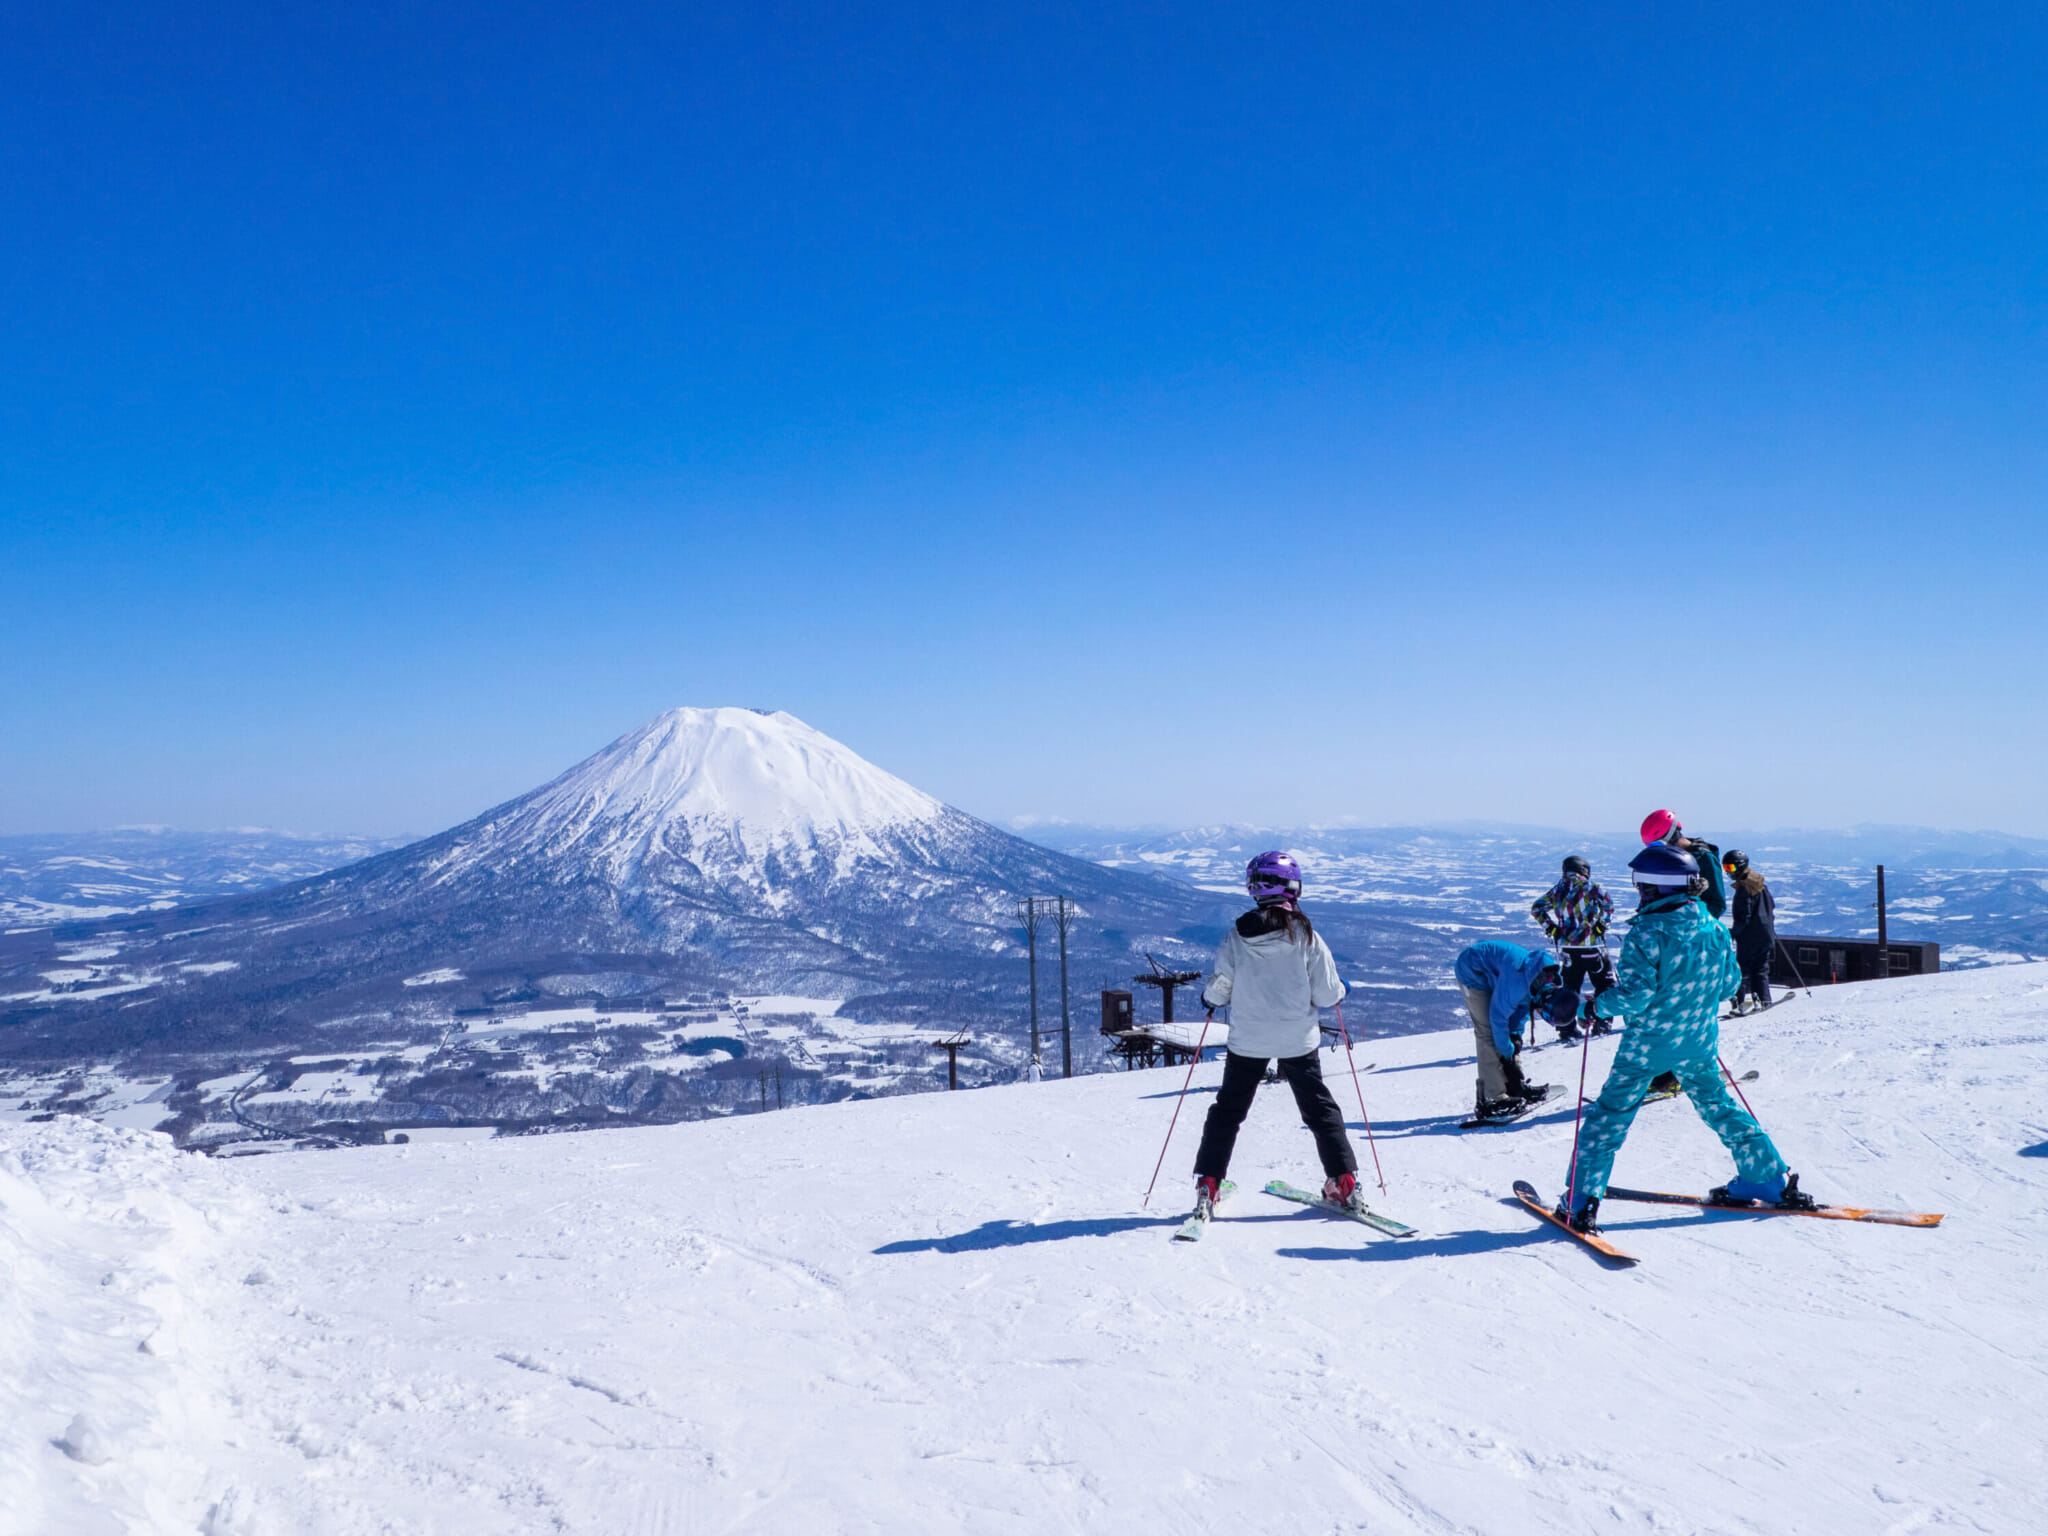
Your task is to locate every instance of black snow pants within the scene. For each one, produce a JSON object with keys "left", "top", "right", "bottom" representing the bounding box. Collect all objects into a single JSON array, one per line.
[
  {"left": 1558, "top": 946, "right": 1616, "bottom": 1010},
  {"left": 1736, "top": 935, "right": 1774, "bottom": 1007},
  {"left": 1193, "top": 1049, "right": 1357, "bottom": 1182}
]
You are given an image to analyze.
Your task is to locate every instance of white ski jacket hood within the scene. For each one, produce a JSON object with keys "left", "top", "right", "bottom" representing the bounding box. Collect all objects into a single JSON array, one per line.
[{"left": 1199, "top": 912, "right": 1346, "bottom": 1059}]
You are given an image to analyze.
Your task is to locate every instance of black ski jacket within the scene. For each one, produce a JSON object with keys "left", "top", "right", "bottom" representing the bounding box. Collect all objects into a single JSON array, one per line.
[{"left": 1731, "top": 874, "right": 1775, "bottom": 963}]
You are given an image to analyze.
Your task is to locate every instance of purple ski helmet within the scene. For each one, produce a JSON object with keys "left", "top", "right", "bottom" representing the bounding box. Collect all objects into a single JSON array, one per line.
[{"left": 1245, "top": 850, "right": 1303, "bottom": 906}]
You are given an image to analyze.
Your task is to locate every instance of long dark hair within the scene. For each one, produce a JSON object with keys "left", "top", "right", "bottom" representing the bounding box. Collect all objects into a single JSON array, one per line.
[{"left": 1244, "top": 901, "right": 1314, "bottom": 943}]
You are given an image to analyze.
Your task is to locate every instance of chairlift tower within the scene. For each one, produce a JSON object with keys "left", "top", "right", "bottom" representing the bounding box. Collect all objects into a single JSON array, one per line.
[
  {"left": 1132, "top": 952, "right": 1202, "bottom": 1027},
  {"left": 931, "top": 1027, "right": 971, "bottom": 1090},
  {"left": 1018, "top": 896, "right": 1076, "bottom": 1079}
]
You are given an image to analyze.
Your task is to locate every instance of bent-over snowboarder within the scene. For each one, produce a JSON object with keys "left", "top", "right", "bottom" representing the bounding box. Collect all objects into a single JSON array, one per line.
[
  {"left": 1556, "top": 842, "right": 1813, "bottom": 1232},
  {"left": 1452, "top": 940, "right": 1559, "bottom": 1123},
  {"left": 1190, "top": 852, "right": 1361, "bottom": 1221}
]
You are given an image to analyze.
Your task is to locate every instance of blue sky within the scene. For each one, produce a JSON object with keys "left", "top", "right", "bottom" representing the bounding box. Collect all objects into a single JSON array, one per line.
[{"left": 5, "top": 2, "right": 2046, "bottom": 837}]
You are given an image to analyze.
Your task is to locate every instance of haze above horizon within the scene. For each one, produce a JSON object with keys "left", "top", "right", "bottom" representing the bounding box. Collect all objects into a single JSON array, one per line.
[{"left": 7, "top": 4, "right": 2046, "bottom": 837}]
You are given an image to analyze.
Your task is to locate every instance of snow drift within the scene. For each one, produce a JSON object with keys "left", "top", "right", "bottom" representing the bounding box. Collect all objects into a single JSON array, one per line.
[{"left": 7, "top": 962, "right": 2047, "bottom": 1533}]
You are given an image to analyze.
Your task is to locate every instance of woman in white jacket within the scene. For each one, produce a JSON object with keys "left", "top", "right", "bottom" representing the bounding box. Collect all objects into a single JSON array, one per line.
[{"left": 1191, "top": 851, "right": 1360, "bottom": 1216}]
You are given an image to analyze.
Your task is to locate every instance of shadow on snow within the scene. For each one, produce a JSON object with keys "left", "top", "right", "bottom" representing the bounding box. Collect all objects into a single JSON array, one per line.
[{"left": 875, "top": 1216, "right": 1181, "bottom": 1253}]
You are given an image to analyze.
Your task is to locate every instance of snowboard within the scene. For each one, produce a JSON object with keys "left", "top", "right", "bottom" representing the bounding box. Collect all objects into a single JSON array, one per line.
[
  {"left": 1459, "top": 1083, "right": 1564, "bottom": 1128},
  {"left": 1173, "top": 1179, "right": 1237, "bottom": 1241},
  {"left": 1262, "top": 1179, "right": 1416, "bottom": 1238},
  {"left": 1511, "top": 1179, "right": 1639, "bottom": 1266},
  {"left": 1601, "top": 1186, "right": 1944, "bottom": 1228}
]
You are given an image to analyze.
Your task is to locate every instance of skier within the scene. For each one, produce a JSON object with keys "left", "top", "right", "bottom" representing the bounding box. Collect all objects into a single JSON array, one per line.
[
  {"left": 1723, "top": 849, "right": 1776, "bottom": 1013},
  {"left": 1555, "top": 842, "right": 1812, "bottom": 1231},
  {"left": 1529, "top": 855, "right": 1617, "bottom": 1042},
  {"left": 1638, "top": 809, "right": 1728, "bottom": 1096},
  {"left": 1190, "top": 852, "right": 1360, "bottom": 1220},
  {"left": 1452, "top": 940, "right": 1560, "bottom": 1123}
]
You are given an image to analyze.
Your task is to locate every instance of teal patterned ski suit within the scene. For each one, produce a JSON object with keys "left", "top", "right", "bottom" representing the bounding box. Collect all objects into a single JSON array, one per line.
[{"left": 1566, "top": 892, "right": 1789, "bottom": 1204}]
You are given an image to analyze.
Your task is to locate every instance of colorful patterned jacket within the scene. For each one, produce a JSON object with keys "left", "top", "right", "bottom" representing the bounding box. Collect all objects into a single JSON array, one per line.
[{"left": 1530, "top": 873, "right": 1615, "bottom": 947}]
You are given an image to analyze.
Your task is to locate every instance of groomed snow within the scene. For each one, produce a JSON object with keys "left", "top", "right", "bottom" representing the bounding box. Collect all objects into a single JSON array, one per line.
[{"left": 7, "top": 963, "right": 2047, "bottom": 1533}]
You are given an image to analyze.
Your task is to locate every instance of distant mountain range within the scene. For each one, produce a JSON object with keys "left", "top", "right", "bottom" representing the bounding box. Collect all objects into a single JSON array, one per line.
[
  {"left": 0, "top": 827, "right": 412, "bottom": 926},
  {"left": 0, "top": 711, "right": 1232, "bottom": 1060},
  {"left": 5, "top": 726, "right": 2044, "bottom": 1147},
  {"left": 1019, "top": 821, "right": 2048, "bottom": 872}
]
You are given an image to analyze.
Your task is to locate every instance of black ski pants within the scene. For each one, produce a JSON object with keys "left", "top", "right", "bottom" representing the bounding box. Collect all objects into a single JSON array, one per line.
[
  {"left": 1559, "top": 946, "right": 1616, "bottom": 1009},
  {"left": 1193, "top": 1049, "right": 1356, "bottom": 1183},
  {"left": 1736, "top": 937, "right": 1774, "bottom": 1007}
]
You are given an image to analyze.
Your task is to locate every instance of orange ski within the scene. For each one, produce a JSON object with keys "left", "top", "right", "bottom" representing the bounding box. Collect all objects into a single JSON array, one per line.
[
  {"left": 1603, "top": 1187, "right": 1943, "bottom": 1228},
  {"left": 1512, "top": 1180, "right": 1639, "bottom": 1265}
]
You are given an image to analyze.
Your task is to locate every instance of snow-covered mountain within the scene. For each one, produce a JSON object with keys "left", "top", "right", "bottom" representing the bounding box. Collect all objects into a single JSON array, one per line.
[
  {"left": 9, "top": 963, "right": 2042, "bottom": 1532},
  {"left": 424, "top": 708, "right": 954, "bottom": 908},
  {"left": 2, "top": 709, "right": 1331, "bottom": 1097}
]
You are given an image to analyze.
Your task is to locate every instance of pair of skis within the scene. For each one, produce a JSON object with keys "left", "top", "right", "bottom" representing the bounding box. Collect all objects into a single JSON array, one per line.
[
  {"left": 1512, "top": 1179, "right": 1945, "bottom": 1266},
  {"left": 1173, "top": 1178, "right": 1417, "bottom": 1242}
]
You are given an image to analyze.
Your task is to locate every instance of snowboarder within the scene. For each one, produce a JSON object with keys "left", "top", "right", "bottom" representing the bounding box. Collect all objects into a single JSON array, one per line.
[
  {"left": 1638, "top": 810, "right": 1728, "bottom": 1096},
  {"left": 1723, "top": 850, "right": 1776, "bottom": 1012},
  {"left": 1452, "top": 940, "right": 1560, "bottom": 1124},
  {"left": 1555, "top": 842, "right": 1811, "bottom": 1231},
  {"left": 1530, "top": 855, "right": 1617, "bottom": 1042},
  {"left": 1190, "top": 852, "right": 1361, "bottom": 1220}
]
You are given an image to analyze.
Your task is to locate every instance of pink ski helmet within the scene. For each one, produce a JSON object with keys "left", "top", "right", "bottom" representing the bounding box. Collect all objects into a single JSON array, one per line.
[
  {"left": 1245, "top": 850, "right": 1303, "bottom": 906},
  {"left": 1640, "top": 808, "right": 1680, "bottom": 845}
]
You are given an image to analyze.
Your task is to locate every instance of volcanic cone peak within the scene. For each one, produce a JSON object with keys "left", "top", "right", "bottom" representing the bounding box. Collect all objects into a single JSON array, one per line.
[{"left": 435, "top": 707, "right": 956, "bottom": 894}]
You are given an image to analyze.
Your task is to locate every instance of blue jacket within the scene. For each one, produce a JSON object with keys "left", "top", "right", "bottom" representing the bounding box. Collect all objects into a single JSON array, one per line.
[{"left": 1454, "top": 940, "right": 1557, "bottom": 1057}]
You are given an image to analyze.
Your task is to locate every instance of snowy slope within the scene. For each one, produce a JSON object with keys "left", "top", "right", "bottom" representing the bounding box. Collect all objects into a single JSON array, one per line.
[{"left": 8, "top": 964, "right": 2047, "bottom": 1534}]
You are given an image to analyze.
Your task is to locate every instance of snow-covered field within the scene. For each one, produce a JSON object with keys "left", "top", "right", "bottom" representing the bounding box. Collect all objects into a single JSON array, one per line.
[{"left": 7, "top": 963, "right": 2046, "bottom": 1534}]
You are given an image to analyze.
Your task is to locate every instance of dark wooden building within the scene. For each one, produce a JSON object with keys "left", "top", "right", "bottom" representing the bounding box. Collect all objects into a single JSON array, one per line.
[{"left": 1770, "top": 937, "right": 1940, "bottom": 988}]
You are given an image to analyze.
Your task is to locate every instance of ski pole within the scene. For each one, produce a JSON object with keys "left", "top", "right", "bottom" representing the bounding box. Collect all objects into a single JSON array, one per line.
[
  {"left": 1774, "top": 936, "right": 1814, "bottom": 998},
  {"left": 1718, "top": 1053, "right": 1759, "bottom": 1119},
  {"left": 1334, "top": 1003, "right": 1387, "bottom": 1194},
  {"left": 1563, "top": 1002, "right": 1596, "bottom": 1219},
  {"left": 1141, "top": 1010, "right": 1212, "bottom": 1207}
]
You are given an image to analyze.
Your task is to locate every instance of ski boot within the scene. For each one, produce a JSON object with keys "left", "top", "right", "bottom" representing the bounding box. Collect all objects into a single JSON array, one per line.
[
  {"left": 1322, "top": 1171, "right": 1367, "bottom": 1214},
  {"left": 1555, "top": 1021, "right": 1582, "bottom": 1045},
  {"left": 1648, "top": 1070, "right": 1682, "bottom": 1097},
  {"left": 1707, "top": 1172, "right": 1818, "bottom": 1210},
  {"left": 1553, "top": 1193, "right": 1601, "bottom": 1233},
  {"left": 1192, "top": 1175, "right": 1221, "bottom": 1220}
]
